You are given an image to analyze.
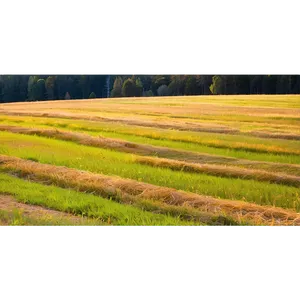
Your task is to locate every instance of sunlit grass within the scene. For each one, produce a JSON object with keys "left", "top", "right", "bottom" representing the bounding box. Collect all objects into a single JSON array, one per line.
[
  {"left": 1, "top": 95, "right": 300, "bottom": 225},
  {"left": 0, "top": 131, "right": 299, "bottom": 210},
  {"left": 0, "top": 208, "right": 103, "bottom": 225},
  {"left": 0, "top": 172, "right": 192, "bottom": 225},
  {"left": 1, "top": 123, "right": 300, "bottom": 178},
  {"left": 1, "top": 115, "right": 300, "bottom": 164}
]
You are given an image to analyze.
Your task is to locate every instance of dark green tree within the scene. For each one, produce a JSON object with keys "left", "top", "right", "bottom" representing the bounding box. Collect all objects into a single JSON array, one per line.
[
  {"left": 36, "top": 79, "right": 46, "bottom": 100},
  {"left": 135, "top": 78, "right": 143, "bottom": 96},
  {"left": 111, "top": 77, "right": 123, "bottom": 98},
  {"left": 210, "top": 76, "right": 224, "bottom": 95},
  {"left": 27, "top": 76, "right": 38, "bottom": 100},
  {"left": 122, "top": 79, "right": 137, "bottom": 97},
  {"left": 157, "top": 85, "right": 170, "bottom": 96},
  {"left": 184, "top": 76, "right": 198, "bottom": 95},
  {"left": 79, "top": 75, "right": 89, "bottom": 98},
  {"left": 168, "top": 77, "right": 181, "bottom": 96},
  {"left": 45, "top": 76, "right": 56, "bottom": 100},
  {"left": 28, "top": 78, "right": 46, "bottom": 101},
  {"left": 89, "top": 92, "right": 96, "bottom": 98},
  {"left": 143, "top": 90, "right": 154, "bottom": 97},
  {"left": 151, "top": 76, "right": 170, "bottom": 93}
]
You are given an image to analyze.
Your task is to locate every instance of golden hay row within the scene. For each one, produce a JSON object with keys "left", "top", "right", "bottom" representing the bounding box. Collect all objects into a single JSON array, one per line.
[
  {"left": 1, "top": 109, "right": 300, "bottom": 140},
  {"left": 136, "top": 157, "right": 300, "bottom": 187},
  {"left": 1, "top": 125, "right": 300, "bottom": 184},
  {"left": 0, "top": 154, "right": 300, "bottom": 225}
]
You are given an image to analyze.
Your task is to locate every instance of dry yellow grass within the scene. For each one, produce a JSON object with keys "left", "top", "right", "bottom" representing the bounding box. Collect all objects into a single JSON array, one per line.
[
  {"left": 1, "top": 96, "right": 300, "bottom": 226},
  {"left": 1, "top": 109, "right": 300, "bottom": 140},
  {"left": 0, "top": 124, "right": 142, "bottom": 152},
  {"left": 1, "top": 154, "right": 300, "bottom": 225},
  {"left": 1, "top": 125, "right": 300, "bottom": 183},
  {"left": 0, "top": 109, "right": 239, "bottom": 133},
  {"left": 1, "top": 96, "right": 299, "bottom": 117}
]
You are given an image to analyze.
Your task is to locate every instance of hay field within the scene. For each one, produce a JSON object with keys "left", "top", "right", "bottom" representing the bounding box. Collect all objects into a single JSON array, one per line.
[{"left": 0, "top": 95, "right": 299, "bottom": 225}]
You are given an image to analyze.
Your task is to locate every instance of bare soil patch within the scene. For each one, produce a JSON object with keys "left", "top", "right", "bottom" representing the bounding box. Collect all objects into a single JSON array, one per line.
[{"left": 0, "top": 194, "right": 90, "bottom": 224}]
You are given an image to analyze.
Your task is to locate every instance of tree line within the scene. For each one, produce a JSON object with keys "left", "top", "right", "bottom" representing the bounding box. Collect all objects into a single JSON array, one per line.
[
  {"left": 0, "top": 75, "right": 299, "bottom": 103},
  {"left": 0, "top": 75, "right": 107, "bottom": 103}
]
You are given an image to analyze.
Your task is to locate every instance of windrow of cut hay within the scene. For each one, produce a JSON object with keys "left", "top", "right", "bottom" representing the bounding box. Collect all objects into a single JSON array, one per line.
[
  {"left": 1, "top": 109, "right": 300, "bottom": 141},
  {"left": 251, "top": 131, "right": 300, "bottom": 140},
  {"left": 0, "top": 155, "right": 299, "bottom": 225},
  {"left": 1, "top": 125, "right": 300, "bottom": 183},
  {"left": 0, "top": 110, "right": 239, "bottom": 133},
  {"left": 136, "top": 157, "right": 300, "bottom": 187}
]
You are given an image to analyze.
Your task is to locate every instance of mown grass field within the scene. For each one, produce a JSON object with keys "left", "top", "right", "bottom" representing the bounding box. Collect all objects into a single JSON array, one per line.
[{"left": 0, "top": 95, "right": 299, "bottom": 225}]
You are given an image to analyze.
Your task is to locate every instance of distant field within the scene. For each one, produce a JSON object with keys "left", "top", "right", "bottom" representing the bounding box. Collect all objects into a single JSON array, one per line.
[{"left": 0, "top": 95, "right": 300, "bottom": 225}]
